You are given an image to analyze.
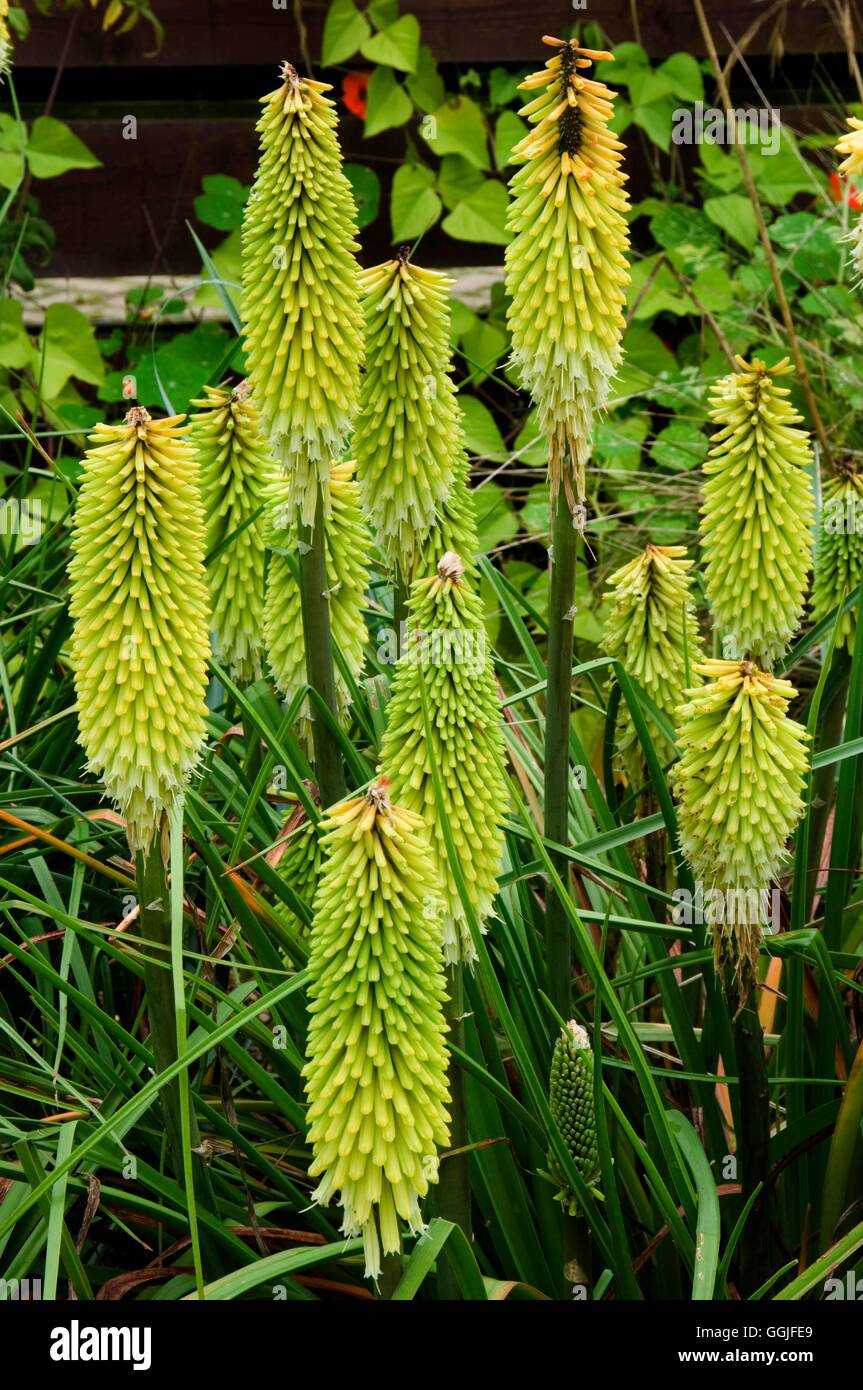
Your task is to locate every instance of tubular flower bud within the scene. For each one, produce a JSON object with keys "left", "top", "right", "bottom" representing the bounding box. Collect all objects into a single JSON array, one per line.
[
  {"left": 264, "top": 460, "right": 369, "bottom": 749},
  {"left": 548, "top": 1021, "right": 599, "bottom": 1213},
  {"left": 672, "top": 659, "right": 809, "bottom": 996},
  {"left": 812, "top": 466, "right": 863, "bottom": 652},
  {"left": 377, "top": 553, "right": 508, "bottom": 964},
  {"left": 505, "top": 37, "right": 630, "bottom": 514},
  {"left": 836, "top": 116, "right": 863, "bottom": 280},
  {"left": 600, "top": 544, "right": 702, "bottom": 768},
  {"left": 700, "top": 357, "right": 814, "bottom": 669},
  {"left": 189, "top": 382, "right": 274, "bottom": 683},
  {"left": 303, "top": 781, "right": 451, "bottom": 1282},
  {"left": 241, "top": 63, "right": 364, "bottom": 525},
  {"left": 353, "top": 257, "right": 463, "bottom": 573},
  {"left": 68, "top": 409, "right": 210, "bottom": 850}
]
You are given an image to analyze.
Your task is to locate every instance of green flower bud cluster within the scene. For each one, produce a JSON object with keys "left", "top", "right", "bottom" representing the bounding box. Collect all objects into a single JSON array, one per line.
[
  {"left": 812, "top": 467, "right": 863, "bottom": 652},
  {"left": 548, "top": 1021, "right": 599, "bottom": 1213}
]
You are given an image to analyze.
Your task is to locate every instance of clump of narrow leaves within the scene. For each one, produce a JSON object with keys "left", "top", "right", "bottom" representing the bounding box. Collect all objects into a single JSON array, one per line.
[
  {"left": 378, "top": 552, "right": 508, "bottom": 964},
  {"left": 548, "top": 1021, "right": 599, "bottom": 1214},
  {"left": 190, "top": 381, "right": 273, "bottom": 683},
  {"left": 264, "top": 460, "right": 370, "bottom": 750},
  {"left": 836, "top": 116, "right": 863, "bottom": 280},
  {"left": 353, "top": 256, "right": 464, "bottom": 578},
  {"left": 68, "top": 409, "right": 210, "bottom": 850},
  {"left": 303, "top": 782, "right": 451, "bottom": 1281},
  {"left": 601, "top": 543, "right": 702, "bottom": 769},
  {"left": 241, "top": 63, "right": 363, "bottom": 524},
  {"left": 812, "top": 464, "right": 863, "bottom": 651},
  {"left": 672, "top": 659, "right": 809, "bottom": 995},
  {"left": 505, "top": 37, "right": 630, "bottom": 512},
  {"left": 700, "top": 357, "right": 814, "bottom": 669}
]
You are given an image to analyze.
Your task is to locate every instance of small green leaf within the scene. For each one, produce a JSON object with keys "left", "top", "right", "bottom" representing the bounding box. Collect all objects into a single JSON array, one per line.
[
  {"left": 438, "top": 154, "right": 484, "bottom": 210},
  {"left": 26, "top": 117, "right": 100, "bottom": 179},
  {"left": 344, "top": 163, "right": 381, "bottom": 229},
  {"left": 194, "top": 174, "right": 248, "bottom": 231},
  {"left": 475, "top": 481, "right": 518, "bottom": 550},
  {"left": 368, "top": 0, "right": 399, "bottom": 24},
  {"left": 321, "top": 0, "right": 370, "bottom": 66},
  {"left": 461, "top": 318, "right": 507, "bottom": 385},
  {"left": 657, "top": 53, "right": 703, "bottom": 103},
  {"left": 459, "top": 395, "right": 507, "bottom": 461},
  {"left": 494, "top": 110, "right": 527, "bottom": 169},
  {"left": 390, "top": 163, "right": 441, "bottom": 241},
  {"left": 406, "top": 44, "right": 445, "bottom": 113},
  {"left": 38, "top": 303, "right": 105, "bottom": 400},
  {"left": 594, "top": 42, "right": 648, "bottom": 88},
  {"left": 422, "top": 96, "right": 490, "bottom": 170},
  {"left": 0, "top": 299, "right": 33, "bottom": 371},
  {"left": 442, "top": 180, "right": 510, "bottom": 245},
  {"left": 704, "top": 193, "right": 758, "bottom": 249},
  {"left": 513, "top": 409, "right": 547, "bottom": 467},
  {"left": 650, "top": 420, "right": 708, "bottom": 472},
  {"left": 360, "top": 14, "right": 420, "bottom": 73},
  {"left": 631, "top": 97, "right": 676, "bottom": 153},
  {"left": 364, "top": 65, "right": 413, "bottom": 137}
]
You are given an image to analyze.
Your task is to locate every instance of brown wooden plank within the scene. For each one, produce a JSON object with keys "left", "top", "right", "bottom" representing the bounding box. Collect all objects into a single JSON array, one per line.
[{"left": 13, "top": 0, "right": 854, "bottom": 67}]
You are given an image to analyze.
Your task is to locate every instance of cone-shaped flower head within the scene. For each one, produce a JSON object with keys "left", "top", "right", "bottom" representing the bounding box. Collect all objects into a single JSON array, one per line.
[
  {"left": 600, "top": 544, "right": 702, "bottom": 768},
  {"left": 303, "top": 780, "right": 451, "bottom": 1281},
  {"left": 241, "top": 62, "right": 364, "bottom": 525},
  {"left": 836, "top": 116, "right": 863, "bottom": 280},
  {"left": 700, "top": 357, "right": 814, "bottom": 669},
  {"left": 189, "top": 381, "right": 274, "bottom": 683},
  {"left": 672, "top": 659, "right": 809, "bottom": 996},
  {"left": 264, "top": 460, "right": 369, "bottom": 749},
  {"left": 68, "top": 409, "right": 210, "bottom": 850},
  {"left": 812, "top": 464, "right": 863, "bottom": 652},
  {"left": 377, "top": 552, "right": 508, "bottom": 964},
  {"left": 505, "top": 37, "right": 630, "bottom": 513},
  {"left": 548, "top": 1020, "right": 599, "bottom": 1213},
  {"left": 353, "top": 255, "right": 463, "bottom": 575}
]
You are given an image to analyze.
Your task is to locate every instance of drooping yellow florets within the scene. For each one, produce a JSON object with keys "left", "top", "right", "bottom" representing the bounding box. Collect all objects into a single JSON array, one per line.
[
  {"left": 505, "top": 37, "right": 630, "bottom": 513},
  {"left": 68, "top": 409, "right": 210, "bottom": 849},
  {"left": 303, "top": 781, "right": 451, "bottom": 1281}
]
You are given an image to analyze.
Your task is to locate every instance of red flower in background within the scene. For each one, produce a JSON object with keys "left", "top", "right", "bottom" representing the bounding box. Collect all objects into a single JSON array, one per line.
[
  {"left": 342, "top": 71, "right": 370, "bottom": 120},
  {"left": 829, "top": 171, "right": 863, "bottom": 211}
]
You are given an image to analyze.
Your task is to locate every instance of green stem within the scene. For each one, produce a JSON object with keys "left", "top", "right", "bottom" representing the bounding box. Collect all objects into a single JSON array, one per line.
[
  {"left": 437, "top": 963, "right": 471, "bottom": 1299},
  {"left": 733, "top": 996, "right": 773, "bottom": 1295},
  {"left": 819, "top": 1036, "right": 863, "bottom": 1251},
  {"left": 297, "top": 486, "right": 346, "bottom": 808},
  {"left": 807, "top": 654, "right": 849, "bottom": 919},
  {"left": 543, "top": 502, "right": 579, "bottom": 1019}
]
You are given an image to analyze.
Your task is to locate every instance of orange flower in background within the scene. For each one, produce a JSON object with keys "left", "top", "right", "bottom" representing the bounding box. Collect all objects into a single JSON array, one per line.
[
  {"left": 829, "top": 171, "right": 863, "bottom": 210},
  {"left": 342, "top": 71, "right": 370, "bottom": 120}
]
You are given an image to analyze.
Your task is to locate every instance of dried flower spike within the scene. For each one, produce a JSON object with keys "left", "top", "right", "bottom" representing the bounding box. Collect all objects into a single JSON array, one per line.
[
  {"left": 700, "top": 357, "right": 814, "bottom": 669},
  {"left": 548, "top": 1020, "right": 599, "bottom": 1214},
  {"left": 505, "top": 38, "right": 630, "bottom": 513},
  {"left": 68, "top": 409, "right": 210, "bottom": 849},
  {"left": 241, "top": 63, "right": 364, "bottom": 525},
  {"left": 303, "top": 781, "right": 451, "bottom": 1281}
]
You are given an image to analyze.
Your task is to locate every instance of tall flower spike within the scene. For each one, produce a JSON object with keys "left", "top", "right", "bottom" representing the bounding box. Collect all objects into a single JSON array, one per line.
[
  {"left": 68, "top": 409, "right": 210, "bottom": 850},
  {"left": 264, "top": 460, "right": 369, "bottom": 749},
  {"left": 241, "top": 63, "right": 364, "bottom": 525},
  {"left": 353, "top": 256, "right": 463, "bottom": 575},
  {"left": 189, "top": 381, "right": 274, "bottom": 683},
  {"left": 836, "top": 116, "right": 863, "bottom": 281},
  {"left": 505, "top": 37, "right": 630, "bottom": 514},
  {"left": 812, "top": 464, "right": 863, "bottom": 651},
  {"left": 672, "top": 659, "right": 809, "bottom": 997},
  {"left": 600, "top": 544, "right": 702, "bottom": 770},
  {"left": 378, "top": 552, "right": 508, "bottom": 964},
  {"left": 700, "top": 357, "right": 814, "bottom": 669},
  {"left": 548, "top": 1021, "right": 599, "bottom": 1214},
  {"left": 303, "top": 781, "right": 451, "bottom": 1281}
]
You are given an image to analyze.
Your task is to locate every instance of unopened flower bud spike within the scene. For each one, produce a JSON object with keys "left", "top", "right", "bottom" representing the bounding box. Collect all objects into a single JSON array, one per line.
[
  {"left": 812, "top": 461, "right": 863, "bottom": 652},
  {"left": 548, "top": 1021, "right": 600, "bottom": 1215}
]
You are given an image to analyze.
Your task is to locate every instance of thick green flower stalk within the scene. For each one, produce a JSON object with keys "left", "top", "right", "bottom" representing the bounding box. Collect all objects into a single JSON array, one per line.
[
  {"left": 812, "top": 465, "right": 863, "bottom": 651},
  {"left": 303, "top": 781, "right": 451, "bottom": 1281},
  {"left": 836, "top": 116, "right": 863, "bottom": 280},
  {"left": 700, "top": 357, "right": 814, "bottom": 669},
  {"left": 505, "top": 37, "right": 630, "bottom": 512},
  {"left": 264, "top": 460, "right": 369, "bottom": 748},
  {"left": 189, "top": 381, "right": 273, "bottom": 683},
  {"left": 69, "top": 408, "right": 210, "bottom": 850},
  {"left": 672, "top": 659, "right": 809, "bottom": 995},
  {"left": 600, "top": 544, "right": 702, "bottom": 769},
  {"left": 353, "top": 255, "right": 463, "bottom": 576},
  {"left": 548, "top": 1021, "right": 599, "bottom": 1213},
  {"left": 378, "top": 552, "right": 507, "bottom": 964},
  {"left": 241, "top": 63, "right": 363, "bottom": 524}
]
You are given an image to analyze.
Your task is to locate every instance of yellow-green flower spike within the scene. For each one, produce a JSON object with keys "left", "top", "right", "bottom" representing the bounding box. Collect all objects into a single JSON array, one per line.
[
  {"left": 189, "top": 381, "right": 274, "bottom": 683},
  {"left": 600, "top": 544, "right": 702, "bottom": 769},
  {"left": 265, "top": 460, "right": 369, "bottom": 748},
  {"left": 415, "top": 454, "right": 479, "bottom": 583},
  {"left": 505, "top": 37, "right": 630, "bottom": 514},
  {"left": 548, "top": 1021, "right": 599, "bottom": 1214},
  {"left": 378, "top": 552, "right": 508, "bottom": 964},
  {"left": 353, "top": 255, "right": 463, "bottom": 575},
  {"left": 303, "top": 781, "right": 451, "bottom": 1281},
  {"left": 241, "top": 63, "right": 364, "bottom": 525},
  {"left": 0, "top": 0, "right": 11, "bottom": 77},
  {"left": 68, "top": 409, "right": 210, "bottom": 850},
  {"left": 672, "top": 659, "right": 809, "bottom": 995},
  {"left": 700, "top": 357, "right": 814, "bottom": 669},
  {"left": 812, "top": 465, "right": 863, "bottom": 652},
  {"left": 836, "top": 116, "right": 863, "bottom": 280}
]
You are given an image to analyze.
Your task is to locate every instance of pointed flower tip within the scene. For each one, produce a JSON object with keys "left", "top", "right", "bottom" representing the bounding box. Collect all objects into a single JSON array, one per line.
[
  {"left": 365, "top": 778, "right": 391, "bottom": 813},
  {"left": 125, "top": 405, "right": 151, "bottom": 428}
]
